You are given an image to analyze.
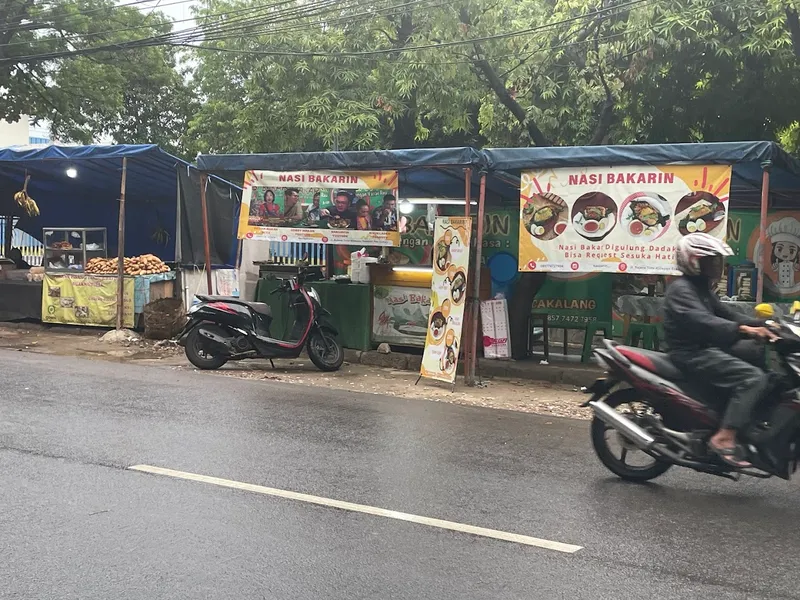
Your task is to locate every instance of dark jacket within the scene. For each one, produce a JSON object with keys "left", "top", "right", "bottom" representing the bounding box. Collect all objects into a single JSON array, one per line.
[{"left": 664, "top": 276, "right": 761, "bottom": 359}]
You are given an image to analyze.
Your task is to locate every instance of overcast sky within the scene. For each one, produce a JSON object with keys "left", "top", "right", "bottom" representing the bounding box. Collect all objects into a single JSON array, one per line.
[{"left": 133, "top": 0, "right": 197, "bottom": 28}]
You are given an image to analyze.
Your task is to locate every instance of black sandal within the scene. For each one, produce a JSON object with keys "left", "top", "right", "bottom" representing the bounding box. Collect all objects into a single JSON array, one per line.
[{"left": 708, "top": 442, "right": 752, "bottom": 469}]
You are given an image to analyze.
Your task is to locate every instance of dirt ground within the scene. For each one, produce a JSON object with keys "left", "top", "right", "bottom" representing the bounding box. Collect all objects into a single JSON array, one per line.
[{"left": 0, "top": 324, "right": 591, "bottom": 420}]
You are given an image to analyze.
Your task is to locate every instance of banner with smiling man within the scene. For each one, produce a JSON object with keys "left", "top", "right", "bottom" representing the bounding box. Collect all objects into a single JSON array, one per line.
[{"left": 238, "top": 170, "right": 400, "bottom": 246}]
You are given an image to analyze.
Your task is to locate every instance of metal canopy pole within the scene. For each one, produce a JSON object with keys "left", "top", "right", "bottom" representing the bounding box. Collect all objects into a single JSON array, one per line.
[
  {"left": 466, "top": 173, "right": 486, "bottom": 387},
  {"left": 200, "top": 173, "right": 214, "bottom": 294},
  {"left": 756, "top": 161, "right": 772, "bottom": 303},
  {"left": 115, "top": 157, "right": 128, "bottom": 330}
]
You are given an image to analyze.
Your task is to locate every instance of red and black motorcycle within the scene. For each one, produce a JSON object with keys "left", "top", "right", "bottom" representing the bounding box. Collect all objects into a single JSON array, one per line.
[
  {"left": 176, "top": 266, "right": 343, "bottom": 373},
  {"left": 583, "top": 315, "right": 800, "bottom": 482}
]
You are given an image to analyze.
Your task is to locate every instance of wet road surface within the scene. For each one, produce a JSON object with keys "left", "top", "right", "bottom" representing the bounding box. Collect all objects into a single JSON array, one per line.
[{"left": 1, "top": 350, "right": 798, "bottom": 599}]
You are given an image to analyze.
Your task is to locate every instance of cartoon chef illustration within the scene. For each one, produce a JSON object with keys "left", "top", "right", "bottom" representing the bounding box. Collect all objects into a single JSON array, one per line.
[{"left": 766, "top": 217, "right": 800, "bottom": 291}]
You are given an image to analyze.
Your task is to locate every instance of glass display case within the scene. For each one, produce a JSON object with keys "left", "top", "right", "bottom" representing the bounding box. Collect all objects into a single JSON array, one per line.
[{"left": 43, "top": 227, "right": 107, "bottom": 273}]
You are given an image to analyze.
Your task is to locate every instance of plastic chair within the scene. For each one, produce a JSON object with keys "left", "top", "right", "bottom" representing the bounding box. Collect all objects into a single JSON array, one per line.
[
  {"left": 624, "top": 322, "right": 663, "bottom": 350},
  {"left": 528, "top": 313, "right": 550, "bottom": 362},
  {"left": 581, "top": 321, "right": 613, "bottom": 362}
]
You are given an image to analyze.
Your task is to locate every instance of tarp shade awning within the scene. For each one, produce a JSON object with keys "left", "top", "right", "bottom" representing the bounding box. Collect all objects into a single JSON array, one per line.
[
  {"left": 198, "top": 141, "right": 800, "bottom": 210},
  {"left": 0, "top": 144, "right": 240, "bottom": 265},
  {"left": 481, "top": 141, "right": 800, "bottom": 172},
  {"left": 197, "top": 147, "right": 484, "bottom": 172},
  {"left": 483, "top": 141, "right": 800, "bottom": 210},
  {"left": 197, "top": 147, "right": 506, "bottom": 211},
  {"left": 177, "top": 167, "right": 240, "bottom": 266}
]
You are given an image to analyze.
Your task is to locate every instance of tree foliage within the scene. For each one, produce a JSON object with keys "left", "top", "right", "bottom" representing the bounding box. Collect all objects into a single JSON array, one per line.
[
  {"left": 5, "top": 0, "right": 800, "bottom": 156},
  {"left": 187, "top": 0, "right": 800, "bottom": 154},
  {"left": 0, "top": 0, "right": 195, "bottom": 156}
]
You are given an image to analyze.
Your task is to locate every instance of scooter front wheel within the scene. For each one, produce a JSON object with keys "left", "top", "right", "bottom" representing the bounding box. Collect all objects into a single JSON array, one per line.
[
  {"left": 307, "top": 330, "right": 344, "bottom": 372},
  {"left": 185, "top": 327, "right": 228, "bottom": 370}
]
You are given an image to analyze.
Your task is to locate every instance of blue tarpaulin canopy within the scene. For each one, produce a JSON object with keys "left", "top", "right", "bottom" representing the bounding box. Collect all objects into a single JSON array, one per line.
[
  {"left": 0, "top": 144, "right": 191, "bottom": 261},
  {"left": 197, "top": 147, "right": 484, "bottom": 172},
  {"left": 483, "top": 142, "right": 800, "bottom": 208},
  {"left": 197, "top": 146, "right": 506, "bottom": 208},
  {"left": 198, "top": 141, "right": 800, "bottom": 209}
]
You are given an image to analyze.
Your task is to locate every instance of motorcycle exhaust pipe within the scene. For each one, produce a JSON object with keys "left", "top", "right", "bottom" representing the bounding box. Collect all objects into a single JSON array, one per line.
[
  {"left": 198, "top": 328, "right": 234, "bottom": 351},
  {"left": 589, "top": 400, "right": 655, "bottom": 451}
]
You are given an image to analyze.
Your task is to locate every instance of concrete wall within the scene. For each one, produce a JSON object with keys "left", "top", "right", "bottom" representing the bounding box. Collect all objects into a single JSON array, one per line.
[{"left": 239, "top": 239, "right": 271, "bottom": 301}]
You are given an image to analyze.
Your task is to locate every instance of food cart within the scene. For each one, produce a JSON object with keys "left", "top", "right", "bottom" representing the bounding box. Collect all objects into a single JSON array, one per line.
[
  {"left": 0, "top": 144, "right": 240, "bottom": 329},
  {"left": 40, "top": 226, "right": 175, "bottom": 328}
]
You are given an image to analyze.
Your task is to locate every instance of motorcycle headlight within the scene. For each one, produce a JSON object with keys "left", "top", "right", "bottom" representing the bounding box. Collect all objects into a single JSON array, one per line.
[{"left": 307, "top": 287, "right": 320, "bottom": 303}]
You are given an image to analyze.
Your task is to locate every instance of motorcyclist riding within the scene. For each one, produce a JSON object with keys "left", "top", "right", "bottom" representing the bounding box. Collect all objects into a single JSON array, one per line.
[{"left": 664, "top": 233, "right": 778, "bottom": 468}]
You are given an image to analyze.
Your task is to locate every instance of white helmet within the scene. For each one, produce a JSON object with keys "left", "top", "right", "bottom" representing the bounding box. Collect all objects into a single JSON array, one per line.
[{"left": 675, "top": 233, "right": 732, "bottom": 276}]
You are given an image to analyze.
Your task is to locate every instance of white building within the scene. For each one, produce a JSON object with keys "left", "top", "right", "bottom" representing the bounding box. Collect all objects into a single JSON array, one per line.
[{"left": 0, "top": 116, "right": 52, "bottom": 146}]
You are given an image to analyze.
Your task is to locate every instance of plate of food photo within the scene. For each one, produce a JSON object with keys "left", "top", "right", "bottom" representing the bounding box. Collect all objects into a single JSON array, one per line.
[
  {"left": 449, "top": 268, "right": 467, "bottom": 305},
  {"left": 571, "top": 192, "right": 618, "bottom": 241},
  {"left": 327, "top": 216, "right": 352, "bottom": 229},
  {"left": 620, "top": 192, "right": 672, "bottom": 241},
  {"left": 428, "top": 299, "right": 452, "bottom": 343},
  {"left": 675, "top": 192, "right": 726, "bottom": 236},
  {"left": 521, "top": 192, "right": 568, "bottom": 241}
]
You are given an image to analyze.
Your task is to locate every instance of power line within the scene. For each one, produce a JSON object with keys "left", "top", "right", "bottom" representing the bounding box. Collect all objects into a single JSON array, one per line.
[
  {"left": 183, "top": 0, "right": 656, "bottom": 57},
  {"left": 0, "top": 0, "right": 656, "bottom": 65},
  {"left": 0, "top": 0, "right": 197, "bottom": 34},
  {"left": 0, "top": 0, "right": 434, "bottom": 56}
]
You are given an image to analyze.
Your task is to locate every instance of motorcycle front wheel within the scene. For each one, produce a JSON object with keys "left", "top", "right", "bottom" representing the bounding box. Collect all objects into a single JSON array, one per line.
[
  {"left": 590, "top": 389, "right": 672, "bottom": 482},
  {"left": 185, "top": 327, "right": 228, "bottom": 370},
  {"left": 307, "top": 330, "right": 344, "bottom": 372}
]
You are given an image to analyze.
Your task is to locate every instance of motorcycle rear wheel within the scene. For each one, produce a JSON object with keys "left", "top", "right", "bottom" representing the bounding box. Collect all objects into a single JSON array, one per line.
[
  {"left": 590, "top": 389, "right": 672, "bottom": 482},
  {"left": 307, "top": 330, "right": 344, "bottom": 372},
  {"left": 185, "top": 327, "right": 228, "bottom": 370}
]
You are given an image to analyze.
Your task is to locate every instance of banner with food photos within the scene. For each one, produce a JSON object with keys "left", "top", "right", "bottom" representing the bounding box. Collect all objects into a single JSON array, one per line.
[
  {"left": 238, "top": 170, "right": 400, "bottom": 246},
  {"left": 519, "top": 165, "right": 732, "bottom": 274},
  {"left": 420, "top": 216, "right": 472, "bottom": 384}
]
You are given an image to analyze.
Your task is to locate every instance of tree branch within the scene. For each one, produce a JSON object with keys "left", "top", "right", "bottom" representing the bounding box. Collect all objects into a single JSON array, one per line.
[
  {"left": 786, "top": 3, "right": 800, "bottom": 59},
  {"left": 459, "top": 7, "right": 550, "bottom": 147},
  {"left": 588, "top": 26, "right": 614, "bottom": 145}
]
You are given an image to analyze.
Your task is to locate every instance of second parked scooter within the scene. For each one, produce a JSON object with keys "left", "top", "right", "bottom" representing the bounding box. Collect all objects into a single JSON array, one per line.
[{"left": 176, "top": 266, "right": 343, "bottom": 372}]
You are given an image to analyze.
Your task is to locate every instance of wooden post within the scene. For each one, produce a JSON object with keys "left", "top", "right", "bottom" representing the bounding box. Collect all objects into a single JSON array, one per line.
[
  {"left": 3, "top": 214, "right": 12, "bottom": 257},
  {"left": 466, "top": 174, "right": 487, "bottom": 386},
  {"left": 461, "top": 168, "right": 474, "bottom": 382},
  {"left": 756, "top": 162, "right": 772, "bottom": 303},
  {"left": 200, "top": 173, "right": 213, "bottom": 294},
  {"left": 115, "top": 157, "right": 128, "bottom": 330}
]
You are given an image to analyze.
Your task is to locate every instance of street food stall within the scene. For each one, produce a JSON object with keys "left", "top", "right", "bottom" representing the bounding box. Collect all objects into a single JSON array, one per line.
[
  {"left": 482, "top": 141, "right": 800, "bottom": 358},
  {"left": 197, "top": 148, "right": 496, "bottom": 383},
  {"left": 0, "top": 144, "right": 240, "bottom": 329},
  {"left": 196, "top": 142, "right": 800, "bottom": 381}
]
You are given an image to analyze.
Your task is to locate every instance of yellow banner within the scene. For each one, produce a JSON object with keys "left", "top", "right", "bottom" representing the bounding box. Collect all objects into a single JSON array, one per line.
[
  {"left": 42, "top": 274, "right": 134, "bottom": 328},
  {"left": 519, "top": 164, "right": 732, "bottom": 274},
  {"left": 237, "top": 169, "right": 401, "bottom": 246},
  {"left": 420, "top": 216, "right": 472, "bottom": 384}
]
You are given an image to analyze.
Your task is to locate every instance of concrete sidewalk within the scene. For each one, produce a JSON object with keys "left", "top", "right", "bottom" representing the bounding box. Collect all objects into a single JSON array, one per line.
[{"left": 346, "top": 348, "right": 601, "bottom": 387}]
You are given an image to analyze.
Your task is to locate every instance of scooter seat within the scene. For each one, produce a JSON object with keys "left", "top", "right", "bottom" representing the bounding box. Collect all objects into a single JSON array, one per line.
[
  {"left": 197, "top": 295, "right": 272, "bottom": 317},
  {"left": 247, "top": 302, "right": 272, "bottom": 317},
  {"left": 616, "top": 345, "right": 685, "bottom": 381}
]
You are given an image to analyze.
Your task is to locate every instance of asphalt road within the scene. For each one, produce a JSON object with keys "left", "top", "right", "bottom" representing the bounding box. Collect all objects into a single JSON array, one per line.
[{"left": 1, "top": 350, "right": 799, "bottom": 599}]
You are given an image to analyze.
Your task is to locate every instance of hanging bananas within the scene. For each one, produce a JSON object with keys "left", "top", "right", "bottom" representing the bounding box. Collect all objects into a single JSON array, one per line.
[{"left": 14, "top": 174, "right": 39, "bottom": 217}]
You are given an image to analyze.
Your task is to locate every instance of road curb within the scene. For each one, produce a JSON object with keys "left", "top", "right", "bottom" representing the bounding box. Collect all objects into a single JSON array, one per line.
[{"left": 343, "top": 349, "right": 600, "bottom": 386}]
